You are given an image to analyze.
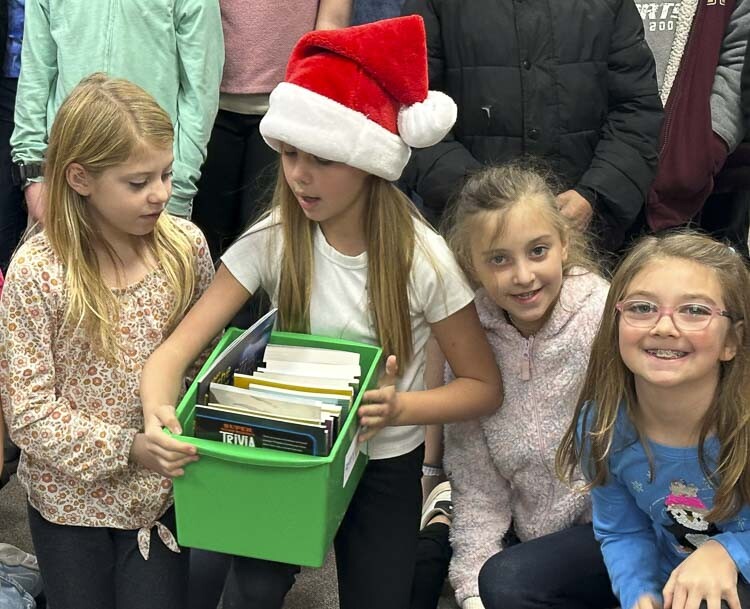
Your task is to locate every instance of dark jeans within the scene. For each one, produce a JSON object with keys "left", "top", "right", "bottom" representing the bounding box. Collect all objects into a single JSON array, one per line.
[
  {"left": 209, "top": 444, "right": 424, "bottom": 609},
  {"left": 0, "top": 76, "right": 25, "bottom": 272},
  {"left": 479, "top": 523, "right": 750, "bottom": 609},
  {"left": 410, "top": 519, "right": 522, "bottom": 609},
  {"left": 191, "top": 109, "right": 278, "bottom": 260},
  {"left": 479, "top": 524, "right": 617, "bottom": 609},
  {"left": 27, "top": 504, "right": 189, "bottom": 609}
]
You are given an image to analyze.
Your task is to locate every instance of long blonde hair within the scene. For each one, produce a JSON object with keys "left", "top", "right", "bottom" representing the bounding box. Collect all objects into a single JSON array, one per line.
[
  {"left": 265, "top": 166, "right": 425, "bottom": 371},
  {"left": 45, "top": 73, "right": 197, "bottom": 362},
  {"left": 556, "top": 232, "right": 750, "bottom": 521},
  {"left": 443, "top": 163, "right": 599, "bottom": 287}
]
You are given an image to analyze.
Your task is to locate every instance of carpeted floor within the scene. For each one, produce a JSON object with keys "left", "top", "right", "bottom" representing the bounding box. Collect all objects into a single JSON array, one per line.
[{"left": 0, "top": 474, "right": 458, "bottom": 609}]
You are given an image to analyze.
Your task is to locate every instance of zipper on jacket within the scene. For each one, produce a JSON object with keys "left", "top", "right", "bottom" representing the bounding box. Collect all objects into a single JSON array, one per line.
[{"left": 520, "top": 336, "right": 534, "bottom": 381}]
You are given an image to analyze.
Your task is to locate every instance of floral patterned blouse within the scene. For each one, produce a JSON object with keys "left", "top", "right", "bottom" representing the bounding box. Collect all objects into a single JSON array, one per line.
[{"left": 0, "top": 218, "right": 214, "bottom": 557}]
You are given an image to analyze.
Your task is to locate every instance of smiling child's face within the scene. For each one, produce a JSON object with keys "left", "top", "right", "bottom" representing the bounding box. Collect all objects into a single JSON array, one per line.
[{"left": 470, "top": 197, "right": 568, "bottom": 337}]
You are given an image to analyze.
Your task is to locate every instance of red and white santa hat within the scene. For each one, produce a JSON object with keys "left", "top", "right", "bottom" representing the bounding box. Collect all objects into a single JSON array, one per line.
[{"left": 259, "top": 15, "right": 457, "bottom": 181}]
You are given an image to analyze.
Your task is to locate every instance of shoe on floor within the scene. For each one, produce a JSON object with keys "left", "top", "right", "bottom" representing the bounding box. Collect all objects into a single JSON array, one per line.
[
  {"left": 0, "top": 544, "right": 38, "bottom": 571},
  {"left": 0, "top": 543, "right": 43, "bottom": 600},
  {"left": 420, "top": 480, "right": 453, "bottom": 530}
]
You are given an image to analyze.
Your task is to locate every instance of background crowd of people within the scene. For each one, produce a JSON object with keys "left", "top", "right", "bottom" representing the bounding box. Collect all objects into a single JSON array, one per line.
[{"left": 1, "top": 1, "right": 750, "bottom": 609}]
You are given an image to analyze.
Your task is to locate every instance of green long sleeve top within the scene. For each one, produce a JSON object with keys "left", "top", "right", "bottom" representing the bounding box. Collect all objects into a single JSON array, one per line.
[{"left": 11, "top": 0, "right": 224, "bottom": 217}]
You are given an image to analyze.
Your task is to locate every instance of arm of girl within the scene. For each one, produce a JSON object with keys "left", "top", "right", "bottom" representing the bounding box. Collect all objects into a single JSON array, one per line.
[
  {"left": 139, "top": 265, "right": 251, "bottom": 476},
  {"left": 421, "top": 336, "right": 447, "bottom": 499},
  {"left": 169, "top": 0, "right": 224, "bottom": 217},
  {"left": 0, "top": 257, "right": 137, "bottom": 482},
  {"left": 358, "top": 302, "right": 501, "bottom": 441},
  {"left": 662, "top": 539, "right": 741, "bottom": 609},
  {"left": 591, "top": 478, "right": 664, "bottom": 609}
]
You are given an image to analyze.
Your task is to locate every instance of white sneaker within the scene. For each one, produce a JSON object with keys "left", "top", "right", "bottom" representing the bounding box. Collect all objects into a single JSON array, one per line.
[
  {"left": 0, "top": 544, "right": 38, "bottom": 571},
  {"left": 420, "top": 480, "right": 453, "bottom": 530},
  {"left": 0, "top": 543, "right": 42, "bottom": 599}
]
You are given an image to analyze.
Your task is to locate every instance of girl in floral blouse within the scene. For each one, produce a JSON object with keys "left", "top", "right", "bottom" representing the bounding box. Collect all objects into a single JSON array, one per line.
[{"left": 0, "top": 74, "right": 214, "bottom": 609}]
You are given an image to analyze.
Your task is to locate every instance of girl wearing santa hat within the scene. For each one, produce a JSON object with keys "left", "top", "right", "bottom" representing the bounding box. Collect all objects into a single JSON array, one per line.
[{"left": 138, "top": 15, "right": 502, "bottom": 609}]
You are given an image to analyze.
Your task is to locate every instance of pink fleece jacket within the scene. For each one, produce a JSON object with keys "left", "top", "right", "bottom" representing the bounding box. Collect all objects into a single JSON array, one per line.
[
  {"left": 219, "top": 1, "right": 319, "bottom": 94},
  {"left": 443, "top": 269, "right": 609, "bottom": 607}
]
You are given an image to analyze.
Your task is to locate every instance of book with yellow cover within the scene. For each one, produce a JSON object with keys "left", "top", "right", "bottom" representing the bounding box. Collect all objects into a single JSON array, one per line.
[{"left": 234, "top": 374, "right": 354, "bottom": 399}]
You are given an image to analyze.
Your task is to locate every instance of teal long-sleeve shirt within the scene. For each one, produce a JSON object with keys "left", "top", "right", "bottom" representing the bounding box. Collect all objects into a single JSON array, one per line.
[{"left": 11, "top": 0, "right": 224, "bottom": 217}]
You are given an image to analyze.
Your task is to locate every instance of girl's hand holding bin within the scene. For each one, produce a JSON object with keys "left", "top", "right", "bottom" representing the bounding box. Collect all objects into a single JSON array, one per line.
[
  {"left": 661, "top": 540, "right": 740, "bottom": 609},
  {"left": 359, "top": 355, "right": 402, "bottom": 442},
  {"left": 142, "top": 405, "right": 198, "bottom": 478}
]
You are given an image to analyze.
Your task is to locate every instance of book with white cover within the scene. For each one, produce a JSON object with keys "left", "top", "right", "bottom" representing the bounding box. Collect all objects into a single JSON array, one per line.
[
  {"left": 209, "top": 382, "right": 341, "bottom": 421},
  {"left": 246, "top": 385, "right": 350, "bottom": 409},
  {"left": 258, "top": 360, "right": 361, "bottom": 380},
  {"left": 264, "top": 344, "right": 360, "bottom": 366}
]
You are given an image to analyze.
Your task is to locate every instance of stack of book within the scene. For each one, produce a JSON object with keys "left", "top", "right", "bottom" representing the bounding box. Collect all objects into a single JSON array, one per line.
[{"left": 193, "top": 310, "right": 362, "bottom": 456}]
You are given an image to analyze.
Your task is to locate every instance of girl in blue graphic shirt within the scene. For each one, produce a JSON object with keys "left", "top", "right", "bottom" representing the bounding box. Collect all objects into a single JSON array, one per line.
[{"left": 557, "top": 232, "right": 750, "bottom": 609}]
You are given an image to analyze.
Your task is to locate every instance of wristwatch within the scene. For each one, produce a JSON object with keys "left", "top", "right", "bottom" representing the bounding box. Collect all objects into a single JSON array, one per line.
[{"left": 10, "top": 161, "right": 44, "bottom": 187}]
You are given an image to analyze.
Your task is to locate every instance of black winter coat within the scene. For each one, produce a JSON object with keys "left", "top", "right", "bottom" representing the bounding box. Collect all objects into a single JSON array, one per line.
[{"left": 401, "top": 0, "right": 664, "bottom": 250}]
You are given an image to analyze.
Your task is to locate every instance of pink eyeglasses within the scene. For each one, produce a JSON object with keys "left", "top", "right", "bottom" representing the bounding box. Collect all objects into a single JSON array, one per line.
[{"left": 615, "top": 300, "right": 734, "bottom": 332}]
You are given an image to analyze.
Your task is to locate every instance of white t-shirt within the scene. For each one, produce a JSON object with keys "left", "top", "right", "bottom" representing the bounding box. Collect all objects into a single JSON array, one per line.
[{"left": 221, "top": 213, "right": 474, "bottom": 459}]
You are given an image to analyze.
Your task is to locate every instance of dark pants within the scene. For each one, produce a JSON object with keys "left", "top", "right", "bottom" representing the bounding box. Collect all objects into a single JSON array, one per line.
[
  {"left": 479, "top": 524, "right": 617, "bottom": 609},
  {"left": 410, "top": 519, "right": 522, "bottom": 609},
  {"left": 27, "top": 504, "right": 189, "bottom": 609},
  {"left": 410, "top": 522, "right": 452, "bottom": 609},
  {"left": 191, "top": 108, "right": 276, "bottom": 328},
  {"left": 0, "top": 77, "right": 25, "bottom": 273},
  {"left": 699, "top": 190, "right": 750, "bottom": 259},
  {"left": 191, "top": 109, "right": 278, "bottom": 260},
  {"left": 218, "top": 444, "right": 424, "bottom": 609}
]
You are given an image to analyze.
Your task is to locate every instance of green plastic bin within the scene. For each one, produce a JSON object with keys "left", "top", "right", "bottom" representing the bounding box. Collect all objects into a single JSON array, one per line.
[{"left": 170, "top": 329, "right": 382, "bottom": 567}]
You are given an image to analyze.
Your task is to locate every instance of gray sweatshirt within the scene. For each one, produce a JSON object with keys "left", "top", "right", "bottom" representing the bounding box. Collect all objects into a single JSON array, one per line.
[{"left": 639, "top": 0, "right": 749, "bottom": 151}]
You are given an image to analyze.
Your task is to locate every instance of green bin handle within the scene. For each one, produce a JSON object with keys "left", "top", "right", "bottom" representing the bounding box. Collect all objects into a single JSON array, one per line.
[{"left": 164, "top": 429, "right": 337, "bottom": 469}]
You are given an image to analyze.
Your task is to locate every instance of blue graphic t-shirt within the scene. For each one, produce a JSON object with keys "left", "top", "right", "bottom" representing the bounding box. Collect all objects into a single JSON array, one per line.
[
  {"left": 3, "top": 0, "right": 24, "bottom": 78},
  {"left": 579, "top": 405, "right": 750, "bottom": 609}
]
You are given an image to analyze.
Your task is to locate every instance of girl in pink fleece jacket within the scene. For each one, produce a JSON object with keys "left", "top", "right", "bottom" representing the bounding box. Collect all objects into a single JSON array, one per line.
[{"left": 412, "top": 164, "right": 614, "bottom": 609}]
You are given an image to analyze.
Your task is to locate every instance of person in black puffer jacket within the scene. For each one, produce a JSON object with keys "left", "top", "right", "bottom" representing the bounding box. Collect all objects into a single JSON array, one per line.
[{"left": 400, "top": 0, "right": 664, "bottom": 258}]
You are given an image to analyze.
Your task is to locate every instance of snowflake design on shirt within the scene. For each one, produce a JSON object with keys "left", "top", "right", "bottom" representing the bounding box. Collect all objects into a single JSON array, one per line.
[{"left": 631, "top": 480, "right": 644, "bottom": 493}]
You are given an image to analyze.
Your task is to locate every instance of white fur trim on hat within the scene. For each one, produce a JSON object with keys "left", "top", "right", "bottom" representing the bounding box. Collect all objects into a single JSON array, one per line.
[
  {"left": 260, "top": 82, "right": 411, "bottom": 181},
  {"left": 398, "top": 91, "right": 457, "bottom": 148}
]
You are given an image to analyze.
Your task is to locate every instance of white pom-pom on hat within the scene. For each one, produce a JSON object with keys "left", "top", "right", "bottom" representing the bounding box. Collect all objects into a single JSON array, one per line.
[{"left": 398, "top": 91, "right": 458, "bottom": 149}]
